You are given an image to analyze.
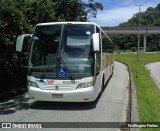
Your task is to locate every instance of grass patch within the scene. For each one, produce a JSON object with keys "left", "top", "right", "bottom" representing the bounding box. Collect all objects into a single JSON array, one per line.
[{"left": 115, "top": 53, "right": 160, "bottom": 130}]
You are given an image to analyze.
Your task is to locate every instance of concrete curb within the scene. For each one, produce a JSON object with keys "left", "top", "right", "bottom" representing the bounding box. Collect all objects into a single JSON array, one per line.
[
  {"left": 116, "top": 61, "right": 139, "bottom": 131},
  {"left": 130, "top": 73, "right": 139, "bottom": 131}
]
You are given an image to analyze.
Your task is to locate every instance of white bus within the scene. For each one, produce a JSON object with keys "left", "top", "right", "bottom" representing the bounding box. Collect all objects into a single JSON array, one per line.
[{"left": 16, "top": 22, "right": 114, "bottom": 102}]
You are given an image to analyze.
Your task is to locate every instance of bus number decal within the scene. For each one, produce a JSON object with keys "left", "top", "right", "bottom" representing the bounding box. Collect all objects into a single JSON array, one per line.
[{"left": 63, "top": 81, "right": 79, "bottom": 84}]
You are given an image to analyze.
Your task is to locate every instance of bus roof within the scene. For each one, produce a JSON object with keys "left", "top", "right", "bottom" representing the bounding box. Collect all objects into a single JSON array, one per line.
[{"left": 36, "top": 22, "right": 99, "bottom": 27}]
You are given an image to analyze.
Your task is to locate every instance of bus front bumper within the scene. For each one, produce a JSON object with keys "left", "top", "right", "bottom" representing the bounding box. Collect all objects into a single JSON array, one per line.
[{"left": 28, "top": 86, "right": 96, "bottom": 102}]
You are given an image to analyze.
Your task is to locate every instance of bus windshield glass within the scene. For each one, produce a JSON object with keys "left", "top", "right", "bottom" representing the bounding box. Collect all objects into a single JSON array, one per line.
[{"left": 28, "top": 24, "right": 94, "bottom": 78}]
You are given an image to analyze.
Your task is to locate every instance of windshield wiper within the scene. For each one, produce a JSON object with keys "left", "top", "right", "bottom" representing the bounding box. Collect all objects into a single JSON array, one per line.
[{"left": 55, "top": 25, "right": 75, "bottom": 80}]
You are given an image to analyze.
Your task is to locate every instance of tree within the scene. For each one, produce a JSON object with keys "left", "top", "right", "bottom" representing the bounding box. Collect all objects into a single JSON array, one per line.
[
  {"left": 83, "top": 0, "right": 103, "bottom": 20},
  {"left": 13, "top": 0, "right": 57, "bottom": 26},
  {"left": 0, "top": 0, "right": 31, "bottom": 90},
  {"left": 52, "top": 0, "right": 104, "bottom": 22},
  {"left": 52, "top": 0, "right": 86, "bottom": 21},
  {"left": 155, "top": 3, "right": 160, "bottom": 11}
]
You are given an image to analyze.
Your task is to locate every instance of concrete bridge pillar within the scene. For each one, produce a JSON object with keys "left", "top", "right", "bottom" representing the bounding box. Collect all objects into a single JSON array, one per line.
[{"left": 143, "top": 35, "right": 147, "bottom": 52}]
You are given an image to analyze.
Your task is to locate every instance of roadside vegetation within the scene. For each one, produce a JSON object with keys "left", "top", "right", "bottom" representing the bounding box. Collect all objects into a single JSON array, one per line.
[{"left": 115, "top": 53, "right": 160, "bottom": 128}]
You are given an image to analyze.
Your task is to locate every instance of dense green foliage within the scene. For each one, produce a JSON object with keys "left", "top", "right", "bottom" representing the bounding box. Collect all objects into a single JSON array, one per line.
[
  {"left": 120, "top": 3, "right": 160, "bottom": 27},
  {"left": 0, "top": 0, "right": 103, "bottom": 91},
  {"left": 115, "top": 53, "right": 160, "bottom": 127},
  {"left": 111, "top": 3, "right": 160, "bottom": 52}
]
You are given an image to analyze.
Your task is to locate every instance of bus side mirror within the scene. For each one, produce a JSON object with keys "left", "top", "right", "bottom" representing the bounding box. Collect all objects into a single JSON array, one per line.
[
  {"left": 16, "top": 34, "right": 32, "bottom": 52},
  {"left": 92, "top": 33, "right": 100, "bottom": 52}
]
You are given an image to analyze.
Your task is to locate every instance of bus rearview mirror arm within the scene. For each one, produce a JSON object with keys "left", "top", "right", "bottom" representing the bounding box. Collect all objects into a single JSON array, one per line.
[
  {"left": 92, "top": 33, "right": 100, "bottom": 52},
  {"left": 16, "top": 34, "right": 32, "bottom": 52}
]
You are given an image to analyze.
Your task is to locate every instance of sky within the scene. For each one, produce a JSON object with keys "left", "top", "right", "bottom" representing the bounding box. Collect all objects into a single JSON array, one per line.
[{"left": 82, "top": 0, "right": 160, "bottom": 26}]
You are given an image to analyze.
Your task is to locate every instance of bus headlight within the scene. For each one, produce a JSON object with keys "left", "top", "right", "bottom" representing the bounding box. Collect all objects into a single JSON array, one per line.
[
  {"left": 77, "top": 81, "right": 94, "bottom": 89},
  {"left": 28, "top": 81, "right": 39, "bottom": 88}
]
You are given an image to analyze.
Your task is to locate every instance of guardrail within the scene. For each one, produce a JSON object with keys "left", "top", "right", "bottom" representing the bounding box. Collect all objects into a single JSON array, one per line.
[{"left": 101, "top": 27, "right": 160, "bottom": 34}]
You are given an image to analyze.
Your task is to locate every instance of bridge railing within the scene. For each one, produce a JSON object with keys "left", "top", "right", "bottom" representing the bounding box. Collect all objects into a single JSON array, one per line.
[
  {"left": 101, "top": 27, "right": 160, "bottom": 30},
  {"left": 101, "top": 26, "right": 160, "bottom": 34}
]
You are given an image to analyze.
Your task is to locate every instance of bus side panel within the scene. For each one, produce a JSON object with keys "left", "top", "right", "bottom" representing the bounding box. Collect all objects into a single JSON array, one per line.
[{"left": 102, "top": 53, "right": 111, "bottom": 83}]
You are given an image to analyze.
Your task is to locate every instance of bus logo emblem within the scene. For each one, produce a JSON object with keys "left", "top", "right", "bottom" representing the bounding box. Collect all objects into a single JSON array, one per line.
[{"left": 47, "top": 80, "right": 54, "bottom": 84}]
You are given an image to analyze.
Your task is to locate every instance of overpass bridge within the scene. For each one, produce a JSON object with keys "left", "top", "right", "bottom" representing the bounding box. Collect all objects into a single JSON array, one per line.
[
  {"left": 101, "top": 27, "right": 160, "bottom": 52},
  {"left": 102, "top": 27, "right": 160, "bottom": 34}
]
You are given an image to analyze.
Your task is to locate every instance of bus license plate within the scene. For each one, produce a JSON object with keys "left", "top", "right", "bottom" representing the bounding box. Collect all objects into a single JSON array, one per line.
[{"left": 52, "top": 94, "right": 63, "bottom": 98}]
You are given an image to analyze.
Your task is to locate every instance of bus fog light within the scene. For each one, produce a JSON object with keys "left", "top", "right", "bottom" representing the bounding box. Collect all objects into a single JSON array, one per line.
[
  {"left": 28, "top": 81, "right": 39, "bottom": 88},
  {"left": 77, "top": 81, "right": 94, "bottom": 89}
]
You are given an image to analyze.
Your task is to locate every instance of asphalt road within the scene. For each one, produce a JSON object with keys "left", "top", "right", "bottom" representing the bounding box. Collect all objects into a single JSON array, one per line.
[
  {"left": 146, "top": 62, "right": 160, "bottom": 89},
  {"left": 0, "top": 61, "right": 129, "bottom": 131}
]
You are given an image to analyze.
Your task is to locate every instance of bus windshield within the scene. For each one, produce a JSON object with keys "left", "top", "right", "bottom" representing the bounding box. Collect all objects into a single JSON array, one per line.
[{"left": 28, "top": 24, "right": 94, "bottom": 78}]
